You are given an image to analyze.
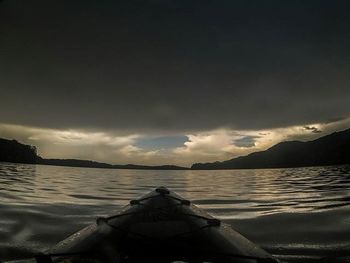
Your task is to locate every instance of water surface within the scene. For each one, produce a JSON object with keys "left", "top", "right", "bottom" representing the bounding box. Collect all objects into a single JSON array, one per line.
[{"left": 0, "top": 162, "right": 350, "bottom": 262}]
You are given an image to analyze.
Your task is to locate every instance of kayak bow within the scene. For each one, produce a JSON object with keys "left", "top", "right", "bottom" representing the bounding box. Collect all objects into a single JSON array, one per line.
[{"left": 5, "top": 187, "right": 279, "bottom": 263}]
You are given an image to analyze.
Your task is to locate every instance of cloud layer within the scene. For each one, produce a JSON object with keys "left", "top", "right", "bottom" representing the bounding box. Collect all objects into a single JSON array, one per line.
[
  {"left": 1, "top": 1, "right": 349, "bottom": 165},
  {"left": 1, "top": 118, "right": 349, "bottom": 166},
  {"left": 0, "top": 0, "right": 350, "bottom": 132}
]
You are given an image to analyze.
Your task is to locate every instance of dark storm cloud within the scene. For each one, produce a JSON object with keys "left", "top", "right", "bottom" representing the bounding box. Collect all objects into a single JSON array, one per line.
[{"left": 1, "top": 0, "right": 350, "bottom": 132}]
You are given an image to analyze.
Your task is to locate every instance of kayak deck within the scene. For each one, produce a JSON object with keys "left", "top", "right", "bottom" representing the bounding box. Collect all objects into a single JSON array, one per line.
[{"left": 6, "top": 187, "right": 279, "bottom": 263}]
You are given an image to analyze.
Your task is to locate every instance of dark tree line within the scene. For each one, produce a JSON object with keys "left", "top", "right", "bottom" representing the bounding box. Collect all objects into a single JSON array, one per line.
[{"left": 0, "top": 138, "right": 39, "bottom": 164}]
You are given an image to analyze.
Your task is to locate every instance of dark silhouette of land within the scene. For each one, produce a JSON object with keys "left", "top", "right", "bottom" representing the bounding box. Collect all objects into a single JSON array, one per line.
[
  {"left": 1, "top": 128, "right": 350, "bottom": 170},
  {"left": 0, "top": 138, "right": 38, "bottom": 164},
  {"left": 39, "top": 158, "right": 188, "bottom": 170},
  {"left": 0, "top": 138, "right": 188, "bottom": 170},
  {"left": 192, "top": 128, "right": 350, "bottom": 169}
]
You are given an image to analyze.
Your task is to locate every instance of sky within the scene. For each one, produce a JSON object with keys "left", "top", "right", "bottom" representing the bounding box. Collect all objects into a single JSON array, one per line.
[{"left": 0, "top": 0, "right": 350, "bottom": 166}]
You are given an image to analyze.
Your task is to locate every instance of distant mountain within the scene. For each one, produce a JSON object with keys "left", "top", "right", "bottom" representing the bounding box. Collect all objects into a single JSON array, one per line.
[
  {"left": 38, "top": 158, "right": 188, "bottom": 170},
  {"left": 37, "top": 158, "right": 114, "bottom": 169},
  {"left": 112, "top": 164, "right": 188, "bottom": 170},
  {"left": 191, "top": 128, "right": 350, "bottom": 170},
  {"left": 0, "top": 138, "right": 188, "bottom": 170}
]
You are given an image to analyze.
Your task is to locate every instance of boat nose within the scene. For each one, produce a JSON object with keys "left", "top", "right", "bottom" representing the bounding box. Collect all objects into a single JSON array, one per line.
[{"left": 155, "top": 186, "right": 170, "bottom": 195}]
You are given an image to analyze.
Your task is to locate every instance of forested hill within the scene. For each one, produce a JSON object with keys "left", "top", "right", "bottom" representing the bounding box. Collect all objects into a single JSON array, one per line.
[
  {"left": 192, "top": 128, "right": 350, "bottom": 170},
  {"left": 0, "top": 138, "right": 38, "bottom": 164}
]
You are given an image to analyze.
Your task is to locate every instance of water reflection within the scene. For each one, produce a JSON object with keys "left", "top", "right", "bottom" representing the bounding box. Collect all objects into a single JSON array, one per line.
[
  {"left": 0, "top": 163, "right": 36, "bottom": 203},
  {"left": 1, "top": 163, "right": 350, "bottom": 215},
  {"left": 0, "top": 163, "right": 350, "bottom": 262}
]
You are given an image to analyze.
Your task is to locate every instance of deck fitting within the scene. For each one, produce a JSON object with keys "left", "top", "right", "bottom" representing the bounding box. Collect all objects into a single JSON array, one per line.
[{"left": 155, "top": 187, "right": 170, "bottom": 195}]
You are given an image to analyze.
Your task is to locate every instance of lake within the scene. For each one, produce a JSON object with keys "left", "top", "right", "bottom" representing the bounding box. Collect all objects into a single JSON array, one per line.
[{"left": 0, "top": 162, "right": 349, "bottom": 262}]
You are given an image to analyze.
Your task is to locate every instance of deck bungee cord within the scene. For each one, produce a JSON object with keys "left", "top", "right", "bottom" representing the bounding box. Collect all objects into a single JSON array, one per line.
[{"left": 2, "top": 187, "right": 282, "bottom": 263}]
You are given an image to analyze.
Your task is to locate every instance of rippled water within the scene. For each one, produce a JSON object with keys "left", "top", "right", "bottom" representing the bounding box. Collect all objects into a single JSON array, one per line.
[{"left": 0, "top": 162, "right": 350, "bottom": 262}]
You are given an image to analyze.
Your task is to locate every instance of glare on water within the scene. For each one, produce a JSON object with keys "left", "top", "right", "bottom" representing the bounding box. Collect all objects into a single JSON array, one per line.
[{"left": 0, "top": 162, "right": 350, "bottom": 262}]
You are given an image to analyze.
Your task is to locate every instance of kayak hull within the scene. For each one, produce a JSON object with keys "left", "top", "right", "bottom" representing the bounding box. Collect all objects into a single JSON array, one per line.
[{"left": 46, "top": 187, "right": 278, "bottom": 263}]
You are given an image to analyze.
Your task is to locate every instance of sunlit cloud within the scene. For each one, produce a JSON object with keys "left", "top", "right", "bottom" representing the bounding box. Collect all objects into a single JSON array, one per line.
[
  {"left": 233, "top": 135, "right": 260, "bottom": 148},
  {"left": 173, "top": 117, "right": 350, "bottom": 165},
  {"left": 119, "top": 145, "right": 159, "bottom": 158},
  {"left": 0, "top": 117, "right": 349, "bottom": 167},
  {"left": 29, "top": 130, "right": 138, "bottom": 146}
]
